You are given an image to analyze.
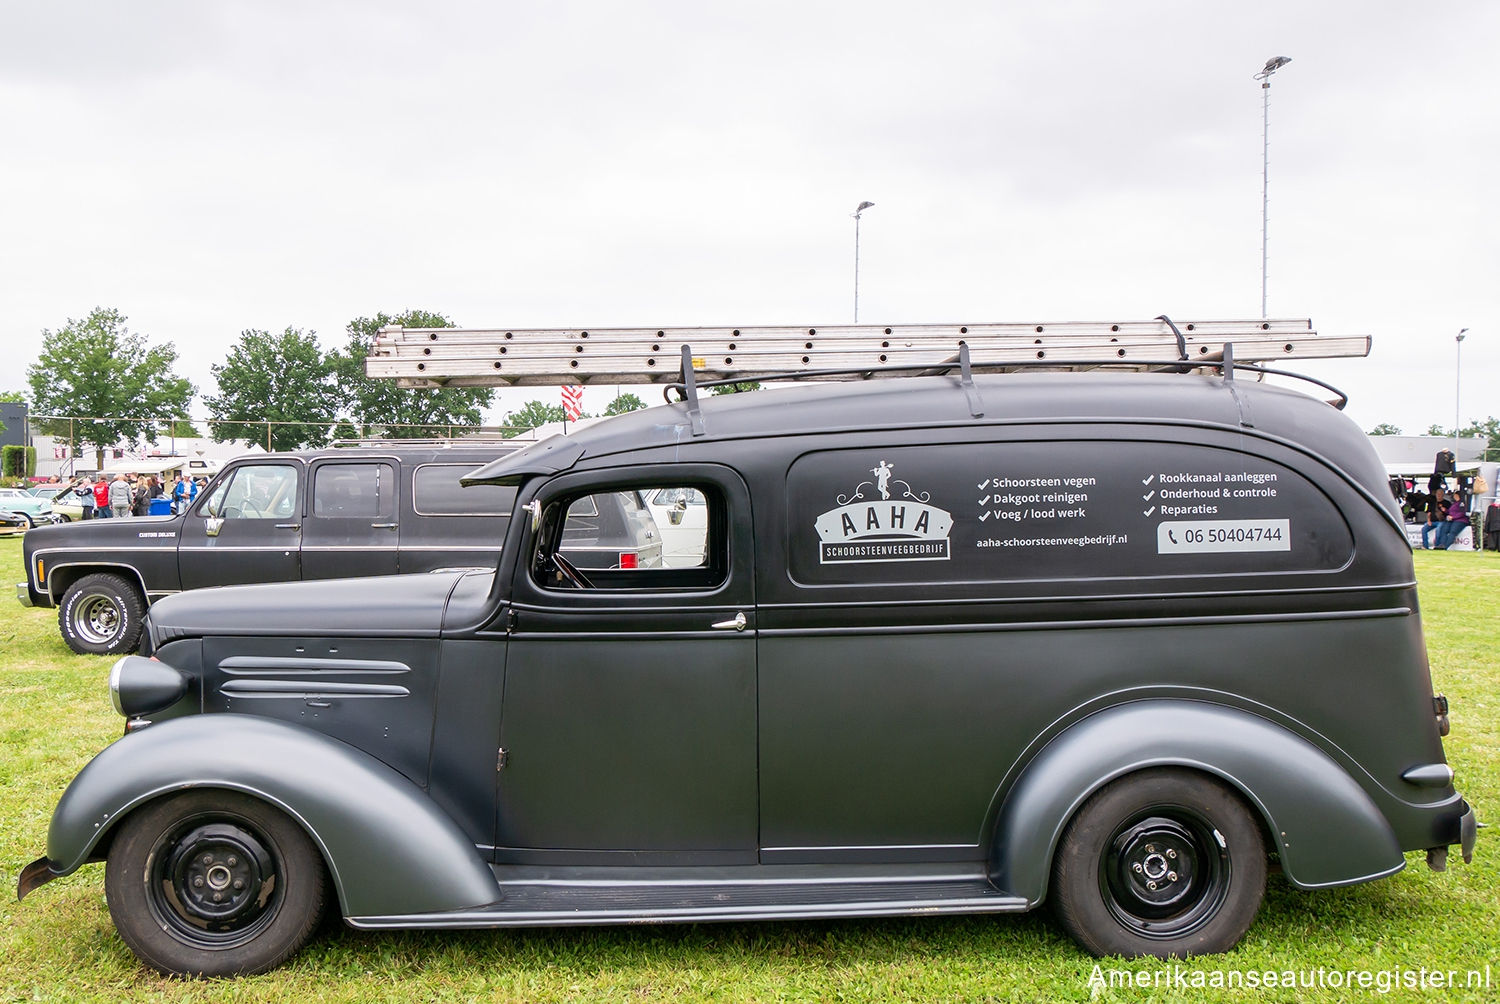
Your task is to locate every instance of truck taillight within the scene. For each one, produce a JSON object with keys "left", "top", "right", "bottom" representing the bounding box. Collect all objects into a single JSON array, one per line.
[{"left": 618, "top": 552, "right": 638, "bottom": 569}]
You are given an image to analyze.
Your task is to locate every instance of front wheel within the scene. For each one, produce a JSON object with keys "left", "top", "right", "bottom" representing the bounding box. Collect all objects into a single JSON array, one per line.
[
  {"left": 1051, "top": 768, "right": 1266, "bottom": 957},
  {"left": 58, "top": 572, "right": 145, "bottom": 655},
  {"left": 105, "top": 791, "right": 328, "bottom": 977}
]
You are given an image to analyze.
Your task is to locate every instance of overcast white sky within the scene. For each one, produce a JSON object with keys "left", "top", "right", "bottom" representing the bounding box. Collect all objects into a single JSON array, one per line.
[{"left": 1, "top": 1, "right": 1494, "bottom": 435}]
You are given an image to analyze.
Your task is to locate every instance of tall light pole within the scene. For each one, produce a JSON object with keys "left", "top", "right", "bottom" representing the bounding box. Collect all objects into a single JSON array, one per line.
[
  {"left": 852, "top": 201, "right": 874, "bottom": 323},
  {"left": 1254, "top": 56, "right": 1292, "bottom": 318},
  {"left": 1455, "top": 328, "right": 1469, "bottom": 461}
]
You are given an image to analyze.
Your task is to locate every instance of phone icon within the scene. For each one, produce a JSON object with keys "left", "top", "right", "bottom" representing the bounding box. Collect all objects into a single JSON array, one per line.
[{"left": 1167, "top": 530, "right": 1179, "bottom": 544}]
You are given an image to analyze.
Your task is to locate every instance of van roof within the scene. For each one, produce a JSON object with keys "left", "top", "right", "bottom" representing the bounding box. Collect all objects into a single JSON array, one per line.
[{"left": 468, "top": 371, "right": 1380, "bottom": 486}]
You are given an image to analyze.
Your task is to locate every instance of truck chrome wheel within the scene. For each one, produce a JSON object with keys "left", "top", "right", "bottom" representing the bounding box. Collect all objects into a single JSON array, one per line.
[
  {"left": 57, "top": 572, "right": 145, "bottom": 655},
  {"left": 72, "top": 592, "right": 122, "bottom": 646},
  {"left": 105, "top": 791, "right": 326, "bottom": 977},
  {"left": 1051, "top": 768, "right": 1265, "bottom": 957}
]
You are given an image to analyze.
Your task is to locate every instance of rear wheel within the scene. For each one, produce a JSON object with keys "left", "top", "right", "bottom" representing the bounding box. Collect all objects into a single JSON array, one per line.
[
  {"left": 1051, "top": 768, "right": 1266, "bottom": 957},
  {"left": 105, "top": 791, "right": 328, "bottom": 977},
  {"left": 57, "top": 572, "right": 146, "bottom": 655}
]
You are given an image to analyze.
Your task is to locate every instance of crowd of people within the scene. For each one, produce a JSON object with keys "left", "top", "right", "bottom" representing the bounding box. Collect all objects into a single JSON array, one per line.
[
  {"left": 58, "top": 472, "right": 208, "bottom": 520},
  {"left": 1393, "top": 473, "right": 1486, "bottom": 551}
]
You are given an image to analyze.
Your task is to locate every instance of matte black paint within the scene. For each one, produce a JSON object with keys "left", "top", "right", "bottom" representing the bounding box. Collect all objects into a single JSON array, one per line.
[
  {"left": 30, "top": 371, "right": 1472, "bottom": 940},
  {"left": 43, "top": 715, "right": 500, "bottom": 917}
]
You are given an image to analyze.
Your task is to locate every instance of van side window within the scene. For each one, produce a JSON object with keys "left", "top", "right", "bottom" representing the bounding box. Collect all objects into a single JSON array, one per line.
[
  {"left": 313, "top": 463, "right": 394, "bottom": 519},
  {"left": 201, "top": 465, "right": 300, "bottom": 520},
  {"left": 412, "top": 464, "right": 517, "bottom": 516},
  {"left": 534, "top": 484, "right": 723, "bottom": 590}
]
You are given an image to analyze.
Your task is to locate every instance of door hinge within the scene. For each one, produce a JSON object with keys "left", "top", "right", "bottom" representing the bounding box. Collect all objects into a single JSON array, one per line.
[
  {"left": 505, "top": 609, "right": 517, "bottom": 634},
  {"left": 496, "top": 747, "right": 509, "bottom": 772}
]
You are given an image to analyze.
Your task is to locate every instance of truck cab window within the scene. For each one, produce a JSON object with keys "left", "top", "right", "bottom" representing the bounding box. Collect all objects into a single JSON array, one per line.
[{"left": 534, "top": 484, "right": 724, "bottom": 590}]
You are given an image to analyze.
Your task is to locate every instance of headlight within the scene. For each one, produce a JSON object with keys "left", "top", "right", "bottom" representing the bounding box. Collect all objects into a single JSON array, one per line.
[{"left": 109, "top": 655, "right": 190, "bottom": 718}]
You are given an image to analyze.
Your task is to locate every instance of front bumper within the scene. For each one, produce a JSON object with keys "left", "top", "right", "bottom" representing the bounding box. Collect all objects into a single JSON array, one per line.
[
  {"left": 16, "top": 581, "right": 34, "bottom": 607},
  {"left": 16, "top": 856, "right": 56, "bottom": 899}
]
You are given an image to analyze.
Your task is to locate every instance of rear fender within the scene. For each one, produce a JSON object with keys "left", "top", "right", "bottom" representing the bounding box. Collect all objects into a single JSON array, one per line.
[
  {"left": 992, "top": 700, "right": 1402, "bottom": 905},
  {"left": 42, "top": 714, "right": 499, "bottom": 918}
]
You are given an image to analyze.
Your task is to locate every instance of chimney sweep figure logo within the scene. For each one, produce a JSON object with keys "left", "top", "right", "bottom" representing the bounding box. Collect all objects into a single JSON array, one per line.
[{"left": 815, "top": 460, "right": 953, "bottom": 564}]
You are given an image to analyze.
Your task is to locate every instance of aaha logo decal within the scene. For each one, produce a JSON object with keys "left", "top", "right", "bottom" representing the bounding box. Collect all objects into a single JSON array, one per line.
[{"left": 815, "top": 461, "right": 953, "bottom": 564}]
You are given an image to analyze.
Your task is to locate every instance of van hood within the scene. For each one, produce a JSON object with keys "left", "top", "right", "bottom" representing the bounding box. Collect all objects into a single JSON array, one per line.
[{"left": 145, "top": 570, "right": 494, "bottom": 645}]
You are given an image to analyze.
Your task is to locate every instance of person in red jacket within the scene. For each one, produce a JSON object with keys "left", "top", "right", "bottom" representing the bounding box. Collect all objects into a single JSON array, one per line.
[{"left": 92, "top": 476, "right": 113, "bottom": 519}]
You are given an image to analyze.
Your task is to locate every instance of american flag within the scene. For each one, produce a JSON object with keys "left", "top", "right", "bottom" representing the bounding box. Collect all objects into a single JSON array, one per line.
[{"left": 561, "top": 385, "right": 584, "bottom": 422}]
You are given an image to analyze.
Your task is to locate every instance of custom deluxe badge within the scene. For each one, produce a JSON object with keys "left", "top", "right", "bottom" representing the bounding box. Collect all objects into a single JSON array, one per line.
[{"left": 815, "top": 461, "right": 953, "bottom": 564}]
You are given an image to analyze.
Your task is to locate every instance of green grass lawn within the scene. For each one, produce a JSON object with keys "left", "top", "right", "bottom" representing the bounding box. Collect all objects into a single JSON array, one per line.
[{"left": 0, "top": 536, "right": 1495, "bottom": 1002}]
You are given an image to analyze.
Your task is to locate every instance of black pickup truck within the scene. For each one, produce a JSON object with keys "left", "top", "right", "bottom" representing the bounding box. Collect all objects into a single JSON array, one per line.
[{"left": 18, "top": 444, "right": 663, "bottom": 654}]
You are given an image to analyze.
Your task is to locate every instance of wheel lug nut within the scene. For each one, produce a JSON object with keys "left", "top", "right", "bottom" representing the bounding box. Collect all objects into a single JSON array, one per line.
[
  {"left": 1168, "top": 871, "right": 1178, "bottom": 882},
  {"left": 193, "top": 877, "right": 204, "bottom": 887},
  {"left": 1147, "top": 881, "right": 1157, "bottom": 891},
  {"left": 212, "top": 892, "right": 222, "bottom": 902},
  {"left": 227, "top": 856, "right": 237, "bottom": 866},
  {"left": 1167, "top": 849, "right": 1176, "bottom": 859},
  {"left": 1132, "top": 863, "right": 1143, "bottom": 873},
  {"left": 202, "top": 854, "right": 214, "bottom": 864},
  {"left": 1144, "top": 844, "right": 1155, "bottom": 853},
  {"left": 233, "top": 880, "right": 244, "bottom": 890}
]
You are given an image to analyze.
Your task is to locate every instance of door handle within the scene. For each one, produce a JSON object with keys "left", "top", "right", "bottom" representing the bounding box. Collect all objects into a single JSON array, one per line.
[
  {"left": 275, "top": 523, "right": 301, "bottom": 530},
  {"left": 371, "top": 522, "right": 398, "bottom": 530},
  {"left": 711, "top": 612, "right": 747, "bottom": 632}
]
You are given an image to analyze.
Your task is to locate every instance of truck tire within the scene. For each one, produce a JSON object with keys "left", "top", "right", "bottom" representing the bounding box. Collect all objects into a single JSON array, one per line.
[
  {"left": 1050, "top": 767, "right": 1266, "bottom": 958},
  {"left": 105, "top": 790, "right": 328, "bottom": 977},
  {"left": 58, "top": 572, "right": 146, "bottom": 655}
]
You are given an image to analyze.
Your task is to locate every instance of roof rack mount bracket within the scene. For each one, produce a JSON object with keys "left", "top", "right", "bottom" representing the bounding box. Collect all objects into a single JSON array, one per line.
[
  {"left": 680, "top": 345, "right": 705, "bottom": 437},
  {"left": 958, "top": 342, "right": 983, "bottom": 418}
]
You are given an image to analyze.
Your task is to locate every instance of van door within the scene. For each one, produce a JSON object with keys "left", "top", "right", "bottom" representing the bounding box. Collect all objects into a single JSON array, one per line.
[
  {"left": 494, "top": 464, "right": 756, "bottom": 862},
  {"left": 179, "top": 462, "right": 303, "bottom": 589},
  {"left": 301, "top": 459, "right": 400, "bottom": 579}
]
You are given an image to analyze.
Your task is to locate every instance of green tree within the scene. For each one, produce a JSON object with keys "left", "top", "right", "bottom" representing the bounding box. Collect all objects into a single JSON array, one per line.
[
  {"left": 502, "top": 400, "right": 565, "bottom": 437},
  {"left": 205, "top": 328, "right": 339, "bottom": 452},
  {"left": 1459, "top": 416, "right": 1500, "bottom": 460},
  {"left": 329, "top": 309, "right": 494, "bottom": 438},
  {"left": 25, "top": 307, "right": 195, "bottom": 469},
  {"left": 1424, "top": 424, "right": 1447, "bottom": 436},
  {"left": 710, "top": 381, "right": 762, "bottom": 395},
  {"left": 1366, "top": 423, "right": 1402, "bottom": 436},
  {"left": 604, "top": 392, "right": 647, "bottom": 416}
]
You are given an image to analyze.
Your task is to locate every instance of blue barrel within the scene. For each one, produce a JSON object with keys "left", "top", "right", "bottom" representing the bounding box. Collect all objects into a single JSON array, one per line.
[{"left": 148, "top": 496, "right": 173, "bottom": 516}]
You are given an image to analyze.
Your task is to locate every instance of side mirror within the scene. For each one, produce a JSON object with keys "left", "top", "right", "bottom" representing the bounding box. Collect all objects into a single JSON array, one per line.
[{"left": 525, "top": 499, "right": 542, "bottom": 534}]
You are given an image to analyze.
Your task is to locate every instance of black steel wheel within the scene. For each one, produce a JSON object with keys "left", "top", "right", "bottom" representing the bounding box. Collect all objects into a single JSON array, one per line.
[
  {"left": 58, "top": 572, "right": 145, "bottom": 655},
  {"left": 1051, "top": 768, "right": 1265, "bottom": 957},
  {"left": 105, "top": 791, "right": 327, "bottom": 977}
]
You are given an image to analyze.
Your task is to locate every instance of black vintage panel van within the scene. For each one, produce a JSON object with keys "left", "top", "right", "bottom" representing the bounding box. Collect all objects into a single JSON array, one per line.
[{"left": 19, "top": 369, "right": 1476, "bottom": 976}]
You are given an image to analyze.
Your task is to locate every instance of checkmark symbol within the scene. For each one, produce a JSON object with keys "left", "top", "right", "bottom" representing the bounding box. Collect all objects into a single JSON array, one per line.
[
  {"left": 979, "top": 495, "right": 990, "bottom": 505},
  {"left": 1142, "top": 475, "right": 1155, "bottom": 486},
  {"left": 1142, "top": 490, "right": 1155, "bottom": 501},
  {"left": 1142, "top": 506, "right": 1155, "bottom": 517},
  {"left": 978, "top": 478, "right": 991, "bottom": 489},
  {"left": 978, "top": 511, "right": 991, "bottom": 521}
]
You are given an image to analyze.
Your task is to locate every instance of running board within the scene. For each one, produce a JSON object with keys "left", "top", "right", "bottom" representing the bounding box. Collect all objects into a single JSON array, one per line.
[{"left": 347, "top": 863, "right": 1029, "bottom": 929}]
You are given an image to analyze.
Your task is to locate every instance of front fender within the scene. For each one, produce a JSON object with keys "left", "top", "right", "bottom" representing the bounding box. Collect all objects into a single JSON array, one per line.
[
  {"left": 42, "top": 715, "right": 500, "bottom": 918},
  {"left": 992, "top": 700, "right": 1402, "bottom": 905}
]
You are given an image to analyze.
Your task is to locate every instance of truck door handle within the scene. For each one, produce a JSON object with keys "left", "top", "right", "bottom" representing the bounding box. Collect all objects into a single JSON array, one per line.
[
  {"left": 371, "top": 523, "right": 398, "bottom": 530},
  {"left": 712, "top": 612, "right": 747, "bottom": 632},
  {"left": 275, "top": 523, "right": 301, "bottom": 530}
]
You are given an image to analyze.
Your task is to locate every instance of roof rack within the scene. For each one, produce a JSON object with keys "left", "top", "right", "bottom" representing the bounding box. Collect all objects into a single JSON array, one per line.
[{"left": 365, "top": 317, "right": 1370, "bottom": 388}]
